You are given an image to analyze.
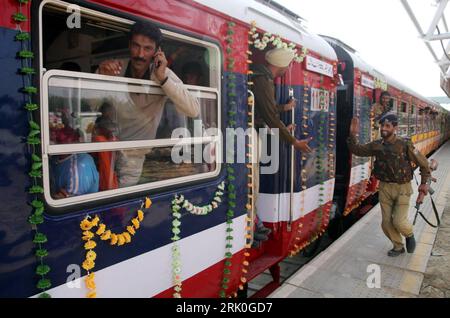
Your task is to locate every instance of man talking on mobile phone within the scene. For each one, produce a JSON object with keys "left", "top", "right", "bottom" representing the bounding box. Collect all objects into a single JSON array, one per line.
[{"left": 97, "top": 21, "right": 200, "bottom": 187}]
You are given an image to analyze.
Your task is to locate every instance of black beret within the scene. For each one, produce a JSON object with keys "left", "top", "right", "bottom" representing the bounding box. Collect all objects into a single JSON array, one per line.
[{"left": 379, "top": 113, "right": 398, "bottom": 125}]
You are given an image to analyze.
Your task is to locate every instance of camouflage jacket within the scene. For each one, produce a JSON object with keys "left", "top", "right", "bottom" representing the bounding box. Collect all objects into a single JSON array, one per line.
[
  {"left": 347, "top": 135, "right": 431, "bottom": 184},
  {"left": 250, "top": 64, "right": 296, "bottom": 145}
]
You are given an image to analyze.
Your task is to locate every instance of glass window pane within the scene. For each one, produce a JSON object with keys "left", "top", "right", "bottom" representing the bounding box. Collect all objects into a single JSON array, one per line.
[
  {"left": 47, "top": 75, "right": 217, "bottom": 145},
  {"left": 48, "top": 143, "right": 217, "bottom": 199},
  {"left": 42, "top": 3, "right": 215, "bottom": 86}
]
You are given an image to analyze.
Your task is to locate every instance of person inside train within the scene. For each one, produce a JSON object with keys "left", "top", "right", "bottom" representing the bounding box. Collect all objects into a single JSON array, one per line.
[
  {"left": 250, "top": 47, "right": 313, "bottom": 247},
  {"left": 156, "top": 61, "right": 203, "bottom": 139},
  {"left": 50, "top": 127, "right": 99, "bottom": 199},
  {"left": 372, "top": 91, "right": 391, "bottom": 140},
  {"left": 96, "top": 21, "right": 200, "bottom": 188},
  {"left": 92, "top": 102, "right": 119, "bottom": 191},
  {"left": 181, "top": 61, "right": 204, "bottom": 86}
]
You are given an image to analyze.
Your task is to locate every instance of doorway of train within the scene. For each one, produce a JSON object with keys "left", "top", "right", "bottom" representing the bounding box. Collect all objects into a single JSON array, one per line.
[
  {"left": 243, "top": 28, "right": 339, "bottom": 296},
  {"left": 323, "top": 36, "right": 380, "bottom": 240}
]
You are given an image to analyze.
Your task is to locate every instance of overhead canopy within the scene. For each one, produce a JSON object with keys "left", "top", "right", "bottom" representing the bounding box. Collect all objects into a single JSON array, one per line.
[{"left": 401, "top": 0, "right": 450, "bottom": 96}]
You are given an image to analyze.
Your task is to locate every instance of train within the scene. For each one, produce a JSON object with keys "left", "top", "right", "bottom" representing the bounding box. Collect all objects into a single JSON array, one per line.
[{"left": 0, "top": 0, "right": 449, "bottom": 298}]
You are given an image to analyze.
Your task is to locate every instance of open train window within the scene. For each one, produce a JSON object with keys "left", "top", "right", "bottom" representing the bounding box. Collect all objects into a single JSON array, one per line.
[
  {"left": 409, "top": 104, "right": 417, "bottom": 135},
  {"left": 39, "top": 1, "right": 222, "bottom": 208},
  {"left": 41, "top": 1, "right": 218, "bottom": 88},
  {"left": 399, "top": 101, "right": 408, "bottom": 113},
  {"left": 397, "top": 101, "right": 408, "bottom": 137},
  {"left": 390, "top": 98, "right": 397, "bottom": 112}
]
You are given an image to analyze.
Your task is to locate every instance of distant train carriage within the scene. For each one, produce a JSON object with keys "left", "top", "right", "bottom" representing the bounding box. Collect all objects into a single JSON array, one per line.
[{"left": 324, "top": 36, "right": 449, "bottom": 224}]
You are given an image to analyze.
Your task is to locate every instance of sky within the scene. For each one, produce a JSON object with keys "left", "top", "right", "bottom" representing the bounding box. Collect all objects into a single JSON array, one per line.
[{"left": 275, "top": 0, "right": 450, "bottom": 110}]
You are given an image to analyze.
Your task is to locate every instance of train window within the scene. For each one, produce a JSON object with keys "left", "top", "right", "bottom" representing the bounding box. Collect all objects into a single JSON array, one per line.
[
  {"left": 391, "top": 98, "right": 397, "bottom": 112},
  {"left": 424, "top": 107, "right": 431, "bottom": 131},
  {"left": 41, "top": 2, "right": 219, "bottom": 88},
  {"left": 409, "top": 104, "right": 417, "bottom": 135},
  {"left": 418, "top": 108, "right": 424, "bottom": 133},
  {"left": 397, "top": 101, "right": 408, "bottom": 137},
  {"left": 400, "top": 101, "right": 408, "bottom": 113},
  {"left": 48, "top": 143, "right": 216, "bottom": 201},
  {"left": 46, "top": 73, "right": 218, "bottom": 144},
  {"left": 39, "top": 1, "right": 222, "bottom": 207}
]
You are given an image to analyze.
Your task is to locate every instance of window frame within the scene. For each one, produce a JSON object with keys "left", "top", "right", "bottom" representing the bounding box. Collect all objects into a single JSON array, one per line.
[{"left": 39, "top": 0, "right": 223, "bottom": 208}]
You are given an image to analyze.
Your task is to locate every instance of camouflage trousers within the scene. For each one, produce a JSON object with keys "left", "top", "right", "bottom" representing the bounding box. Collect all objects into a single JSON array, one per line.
[{"left": 379, "top": 181, "right": 414, "bottom": 250}]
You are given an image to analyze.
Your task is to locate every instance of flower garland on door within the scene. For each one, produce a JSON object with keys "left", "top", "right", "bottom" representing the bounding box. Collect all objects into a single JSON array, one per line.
[
  {"left": 12, "top": 0, "right": 52, "bottom": 298},
  {"left": 170, "top": 181, "right": 225, "bottom": 298},
  {"left": 221, "top": 20, "right": 239, "bottom": 298},
  {"left": 79, "top": 197, "right": 151, "bottom": 298},
  {"left": 249, "top": 21, "right": 308, "bottom": 63}
]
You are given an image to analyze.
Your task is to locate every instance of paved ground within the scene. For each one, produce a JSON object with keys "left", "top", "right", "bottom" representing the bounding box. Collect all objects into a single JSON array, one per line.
[
  {"left": 269, "top": 141, "right": 450, "bottom": 298},
  {"left": 419, "top": 189, "right": 450, "bottom": 298}
]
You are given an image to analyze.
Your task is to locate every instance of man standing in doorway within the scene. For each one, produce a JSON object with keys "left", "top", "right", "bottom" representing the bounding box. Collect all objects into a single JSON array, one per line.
[
  {"left": 250, "top": 48, "right": 313, "bottom": 246},
  {"left": 347, "top": 113, "right": 430, "bottom": 256}
]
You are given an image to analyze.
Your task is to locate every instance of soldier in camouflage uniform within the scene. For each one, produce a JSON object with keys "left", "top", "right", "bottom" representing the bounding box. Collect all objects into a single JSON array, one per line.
[{"left": 347, "top": 113, "right": 431, "bottom": 257}]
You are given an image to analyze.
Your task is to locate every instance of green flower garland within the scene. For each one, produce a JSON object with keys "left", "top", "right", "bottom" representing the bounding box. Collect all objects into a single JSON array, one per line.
[
  {"left": 170, "top": 182, "right": 226, "bottom": 298},
  {"left": 13, "top": 0, "right": 52, "bottom": 298},
  {"left": 220, "top": 20, "right": 237, "bottom": 298}
]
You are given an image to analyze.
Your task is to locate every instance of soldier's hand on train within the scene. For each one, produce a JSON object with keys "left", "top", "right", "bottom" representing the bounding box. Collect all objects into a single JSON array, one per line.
[
  {"left": 282, "top": 98, "right": 296, "bottom": 112},
  {"left": 153, "top": 48, "right": 168, "bottom": 83},
  {"left": 98, "top": 60, "right": 122, "bottom": 76},
  {"left": 286, "top": 124, "right": 296, "bottom": 133},
  {"left": 350, "top": 117, "right": 359, "bottom": 136},
  {"left": 294, "top": 137, "right": 313, "bottom": 153}
]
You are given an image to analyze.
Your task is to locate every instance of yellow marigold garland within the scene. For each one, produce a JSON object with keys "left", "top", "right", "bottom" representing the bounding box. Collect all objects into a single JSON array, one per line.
[{"left": 79, "top": 197, "right": 152, "bottom": 298}]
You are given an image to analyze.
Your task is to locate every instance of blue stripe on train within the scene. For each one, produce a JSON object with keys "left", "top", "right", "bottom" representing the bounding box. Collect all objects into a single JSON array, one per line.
[
  {"left": 0, "top": 26, "right": 38, "bottom": 298},
  {"left": 0, "top": 25, "right": 250, "bottom": 298},
  {"left": 259, "top": 84, "right": 337, "bottom": 194}
]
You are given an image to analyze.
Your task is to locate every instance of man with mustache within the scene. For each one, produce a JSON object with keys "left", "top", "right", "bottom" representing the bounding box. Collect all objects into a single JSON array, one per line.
[
  {"left": 347, "top": 113, "right": 431, "bottom": 257},
  {"left": 97, "top": 21, "right": 200, "bottom": 187}
]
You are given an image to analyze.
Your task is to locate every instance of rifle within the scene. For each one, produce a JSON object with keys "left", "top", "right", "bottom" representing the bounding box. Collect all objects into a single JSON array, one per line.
[{"left": 413, "top": 159, "right": 440, "bottom": 228}]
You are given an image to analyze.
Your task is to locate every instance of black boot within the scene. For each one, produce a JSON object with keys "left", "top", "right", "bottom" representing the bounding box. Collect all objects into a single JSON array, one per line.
[
  {"left": 406, "top": 235, "right": 416, "bottom": 253},
  {"left": 387, "top": 247, "right": 405, "bottom": 257}
]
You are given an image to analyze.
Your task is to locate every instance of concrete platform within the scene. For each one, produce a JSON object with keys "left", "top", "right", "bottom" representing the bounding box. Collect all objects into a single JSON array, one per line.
[{"left": 269, "top": 141, "right": 450, "bottom": 298}]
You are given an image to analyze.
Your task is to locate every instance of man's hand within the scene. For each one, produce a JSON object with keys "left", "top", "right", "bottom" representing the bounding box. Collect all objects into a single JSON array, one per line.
[
  {"left": 293, "top": 137, "right": 313, "bottom": 153},
  {"left": 281, "top": 98, "right": 296, "bottom": 112},
  {"left": 286, "top": 124, "right": 296, "bottom": 133},
  {"left": 350, "top": 117, "right": 359, "bottom": 136},
  {"left": 416, "top": 184, "right": 429, "bottom": 205},
  {"left": 153, "top": 48, "right": 168, "bottom": 83},
  {"left": 53, "top": 189, "right": 69, "bottom": 199},
  {"left": 98, "top": 60, "right": 123, "bottom": 76}
]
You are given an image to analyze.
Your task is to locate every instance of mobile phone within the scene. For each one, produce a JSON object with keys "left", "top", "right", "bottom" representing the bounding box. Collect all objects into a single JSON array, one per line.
[{"left": 153, "top": 46, "right": 162, "bottom": 69}]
